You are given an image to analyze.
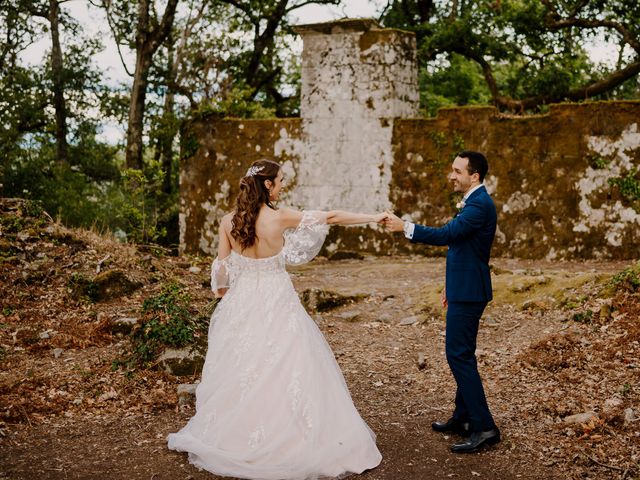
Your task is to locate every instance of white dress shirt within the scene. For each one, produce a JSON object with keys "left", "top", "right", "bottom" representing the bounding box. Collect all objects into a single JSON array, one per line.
[{"left": 403, "top": 183, "right": 484, "bottom": 240}]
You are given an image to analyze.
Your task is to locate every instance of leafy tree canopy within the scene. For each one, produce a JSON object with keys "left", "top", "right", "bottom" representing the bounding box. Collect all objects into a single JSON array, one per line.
[{"left": 380, "top": 0, "right": 640, "bottom": 112}]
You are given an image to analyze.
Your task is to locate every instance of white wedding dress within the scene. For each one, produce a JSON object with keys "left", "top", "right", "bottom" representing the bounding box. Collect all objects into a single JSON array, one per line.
[{"left": 167, "top": 211, "right": 382, "bottom": 479}]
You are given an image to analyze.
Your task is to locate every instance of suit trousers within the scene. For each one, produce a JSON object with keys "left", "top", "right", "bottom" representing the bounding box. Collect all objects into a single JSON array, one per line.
[{"left": 445, "top": 301, "right": 496, "bottom": 432}]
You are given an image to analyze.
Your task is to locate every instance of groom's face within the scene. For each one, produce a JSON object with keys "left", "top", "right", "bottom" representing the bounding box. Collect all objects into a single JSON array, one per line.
[{"left": 449, "top": 156, "right": 477, "bottom": 194}]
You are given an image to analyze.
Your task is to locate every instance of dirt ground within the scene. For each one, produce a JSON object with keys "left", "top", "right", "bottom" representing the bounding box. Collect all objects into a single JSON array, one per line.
[{"left": 1, "top": 206, "right": 639, "bottom": 480}]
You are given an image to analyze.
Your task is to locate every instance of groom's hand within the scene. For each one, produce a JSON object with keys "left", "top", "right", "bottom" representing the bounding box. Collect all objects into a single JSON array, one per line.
[{"left": 383, "top": 210, "right": 405, "bottom": 233}]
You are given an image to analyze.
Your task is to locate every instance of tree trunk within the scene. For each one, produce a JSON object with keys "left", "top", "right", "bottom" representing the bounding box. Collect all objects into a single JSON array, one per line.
[
  {"left": 160, "top": 91, "right": 175, "bottom": 194},
  {"left": 124, "top": 0, "right": 179, "bottom": 170},
  {"left": 126, "top": 50, "right": 153, "bottom": 170},
  {"left": 49, "top": 0, "right": 68, "bottom": 164},
  {"left": 159, "top": 38, "right": 176, "bottom": 194}
]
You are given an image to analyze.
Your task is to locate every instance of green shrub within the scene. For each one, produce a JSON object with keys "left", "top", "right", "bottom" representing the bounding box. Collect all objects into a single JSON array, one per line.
[
  {"left": 67, "top": 272, "right": 99, "bottom": 303},
  {"left": 3, "top": 140, "right": 177, "bottom": 246},
  {"left": 572, "top": 309, "right": 593, "bottom": 324},
  {"left": 122, "top": 283, "right": 208, "bottom": 368},
  {"left": 609, "top": 262, "right": 640, "bottom": 293}
]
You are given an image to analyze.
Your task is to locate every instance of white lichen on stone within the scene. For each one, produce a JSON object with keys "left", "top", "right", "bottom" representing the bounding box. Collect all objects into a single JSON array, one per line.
[
  {"left": 574, "top": 123, "right": 640, "bottom": 245},
  {"left": 289, "top": 21, "right": 419, "bottom": 214},
  {"left": 178, "top": 212, "right": 187, "bottom": 254},
  {"left": 494, "top": 224, "right": 506, "bottom": 244},
  {"left": 484, "top": 175, "right": 498, "bottom": 196},
  {"left": 502, "top": 191, "right": 535, "bottom": 214},
  {"left": 199, "top": 180, "right": 231, "bottom": 254}
]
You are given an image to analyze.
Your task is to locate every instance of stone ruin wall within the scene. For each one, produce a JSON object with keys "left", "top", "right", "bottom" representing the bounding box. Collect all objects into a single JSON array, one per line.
[
  {"left": 180, "top": 19, "right": 640, "bottom": 260},
  {"left": 392, "top": 102, "right": 640, "bottom": 260}
]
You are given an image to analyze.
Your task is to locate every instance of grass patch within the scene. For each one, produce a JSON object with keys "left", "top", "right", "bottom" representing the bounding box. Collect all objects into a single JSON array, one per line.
[{"left": 418, "top": 269, "right": 611, "bottom": 312}]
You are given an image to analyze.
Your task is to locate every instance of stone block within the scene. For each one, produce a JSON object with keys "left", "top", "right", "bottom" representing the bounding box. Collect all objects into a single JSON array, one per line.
[
  {"left": 158, "top": 348, "right": 205, "bottom": 377},
  {"left": 177, "top": 383, "right": 198, "bottom": 405}
]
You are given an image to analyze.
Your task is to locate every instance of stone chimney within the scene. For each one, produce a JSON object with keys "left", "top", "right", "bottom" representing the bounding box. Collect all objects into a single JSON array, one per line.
[{"left": 287, "top": 19, "right": 419, "bottom": 213}]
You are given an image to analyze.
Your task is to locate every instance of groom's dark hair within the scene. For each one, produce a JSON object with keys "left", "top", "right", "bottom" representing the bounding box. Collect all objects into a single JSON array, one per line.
[{"left": 458, "top": 151, "right": 488, "bottom": 182}]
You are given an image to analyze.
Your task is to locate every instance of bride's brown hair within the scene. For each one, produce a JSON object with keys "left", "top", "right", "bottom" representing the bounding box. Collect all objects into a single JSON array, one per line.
[{"left": 231, "top": 159, "right": 281, "bottom": 250}]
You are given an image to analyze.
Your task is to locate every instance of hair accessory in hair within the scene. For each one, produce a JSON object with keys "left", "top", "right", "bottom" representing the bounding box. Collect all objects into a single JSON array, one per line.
[{"left": 246, "top": 165, "right": 264, "bottom": 177}]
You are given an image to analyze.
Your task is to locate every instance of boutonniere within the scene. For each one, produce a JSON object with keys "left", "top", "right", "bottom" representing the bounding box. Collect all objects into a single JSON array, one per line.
[{"left": 456, "top": 200, "right": 466, "bottom": 210}]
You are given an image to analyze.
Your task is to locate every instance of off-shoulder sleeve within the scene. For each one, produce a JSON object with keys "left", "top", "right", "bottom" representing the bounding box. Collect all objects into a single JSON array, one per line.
[
  {"left": 283, "top": 210, "right": 329, "bottom": 266},
  {"left": 210, "top": 255, "right": 231, "bottom": 293}
]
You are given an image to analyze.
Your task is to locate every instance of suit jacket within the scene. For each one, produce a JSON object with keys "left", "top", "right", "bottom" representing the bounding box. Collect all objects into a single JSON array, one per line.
[{"left": 411, "top": 185, "right": 496, "bottom": 303}]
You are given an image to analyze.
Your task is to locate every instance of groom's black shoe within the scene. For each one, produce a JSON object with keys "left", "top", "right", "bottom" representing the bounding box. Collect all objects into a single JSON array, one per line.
[
  {"left": 450, "top": 429, "right": 500, "bottom": 453},
  {"left": 431, "top": 418, "right": 470, "bottom": 436}
]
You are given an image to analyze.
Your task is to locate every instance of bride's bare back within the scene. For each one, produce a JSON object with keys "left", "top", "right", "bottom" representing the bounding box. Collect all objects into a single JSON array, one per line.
[{"left": 218, "top": 206, "right": 303, "bottom": 259}]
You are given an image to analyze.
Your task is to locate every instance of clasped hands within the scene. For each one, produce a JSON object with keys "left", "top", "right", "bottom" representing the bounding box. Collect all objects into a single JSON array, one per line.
[{"left": 373, "top": 210, "right": 404, "bottom": 232}]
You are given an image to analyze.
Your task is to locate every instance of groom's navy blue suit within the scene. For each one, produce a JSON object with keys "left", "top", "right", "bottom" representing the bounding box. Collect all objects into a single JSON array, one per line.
[{"left": 411, "top": 185, "right": 497, "bottom": 432}]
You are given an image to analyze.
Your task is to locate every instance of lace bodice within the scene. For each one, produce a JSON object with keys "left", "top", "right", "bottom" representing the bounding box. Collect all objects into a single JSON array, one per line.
[{"left": 211, "top": 210, "right": 328, "bottom": 293}]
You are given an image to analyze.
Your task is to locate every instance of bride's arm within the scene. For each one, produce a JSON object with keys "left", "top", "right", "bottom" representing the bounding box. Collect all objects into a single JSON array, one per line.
[
  {"left": 217, "top": 214, "right": 232, "bottom": 259},
  {"left": 279, "top": 207, "right": 387, "bottom": 228},
  {"left": 212, "top": 215, "right": 233, "bottom": 298},
  {"left": 325, "top": 210, "right": 387, "bottom": 226}
]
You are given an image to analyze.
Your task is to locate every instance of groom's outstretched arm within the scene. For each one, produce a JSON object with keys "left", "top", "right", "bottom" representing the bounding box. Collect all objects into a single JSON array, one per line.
[
  {"left": 412, "top": 201, "right": 484, "bottom": 245},
  {"left": 385, "top": 201, "right": 485, "bottom": 246}
]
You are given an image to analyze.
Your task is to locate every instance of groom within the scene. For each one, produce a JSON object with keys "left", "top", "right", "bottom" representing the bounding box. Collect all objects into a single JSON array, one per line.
[{"left": 384, "top": 151, "right": 500, "bottom": 453}]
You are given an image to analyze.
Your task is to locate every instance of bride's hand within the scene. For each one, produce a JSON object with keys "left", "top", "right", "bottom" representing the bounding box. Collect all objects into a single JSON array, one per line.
[
  {"left": 382, "top": 210, "right": 405, "bottom": 232},
  {"left": 372, "top": 212, "right": 389, "bottom": 224}
]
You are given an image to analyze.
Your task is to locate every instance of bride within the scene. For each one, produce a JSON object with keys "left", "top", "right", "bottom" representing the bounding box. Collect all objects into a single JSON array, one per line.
[{"left": 168, "top": 159, "right": 385, "bottom": 479}]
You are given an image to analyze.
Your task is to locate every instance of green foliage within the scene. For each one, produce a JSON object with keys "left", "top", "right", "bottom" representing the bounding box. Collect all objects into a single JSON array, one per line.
[
  {"left": 200, "top": 84, "right": 276, "bottom": 119},
  {"left": 572, "top": 309, "right": 593, "bottom": 324},
  {"left": 428, "top": 130, "right": 447, "bottom": 150},
  {"left": 560, "top": 294, "right": 587, "bottom": 310},
  {"left": 381, "top": 0, "right": 640, "bottom": 111},
  {"left": 67, "top": 273, "right": 99, "bottom": 303},
  {"left": 0, "top": 199, "right": 47, "bottom": 236},
  {"left": 22, "top": 199, "right": 44, "bottom": 218},
  {"left": 608, "top": 167, "right": 640, "bottom": 206},
  {"left": 419, "top": 54, "right": 491, "bottom": 115},
  {"left": 589, "top": 154, "right": 610, "bottom": 169},
  {"left": 4, "top": 147, "right": 114, "bottom": 228},
  {"left": 609, "top": 262, "right": 640, "bottom": 293},
  {"left": 3, "top": 139, "right": 178, "bottom": 245},
  {"left": 121, "top": 283, "right": 209, "bottom": 367},
  {"left": 108, "top": 166, "right": 166, "bottom": 244},
  {"left": 0, "top": 213, "right": 25, "bottom": 234},
  {"left": 180, "top": 128, "right": 201, "bottom": 161},
  {"left": 452, "top": 131, "right": 465, "bottom": 152}
]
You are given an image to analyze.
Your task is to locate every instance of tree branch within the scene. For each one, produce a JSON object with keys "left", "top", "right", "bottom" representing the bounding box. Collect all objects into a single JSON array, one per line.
[
  {"left": 90, "top": 0, "right": 133, "bottom": 77},
  {"left": 449, "top": 0, "right": 458, "bottom": 21},
  {"left": 547, "top": 17, "right": 640, "bottom": 54},
  {"left": 285, "top": 0, "right": 340, "bottom": 14},
  {"left": 460, "top": 46, "right": 640, "bottom": 111},
  {"left": 217, "top": 0, "right": 257, "bottom": 24},
  {"left": 152, "top": 0, "right": 179, "bottom": 49},
  {"left": 173, "top": 0, "right": 206, "bottom": 88},
  {"left": 244, "top": 0, "right": 289, "bottom": 88},
  {"left": 541, "top": 0, "right": 640, "bottom": 54}
]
